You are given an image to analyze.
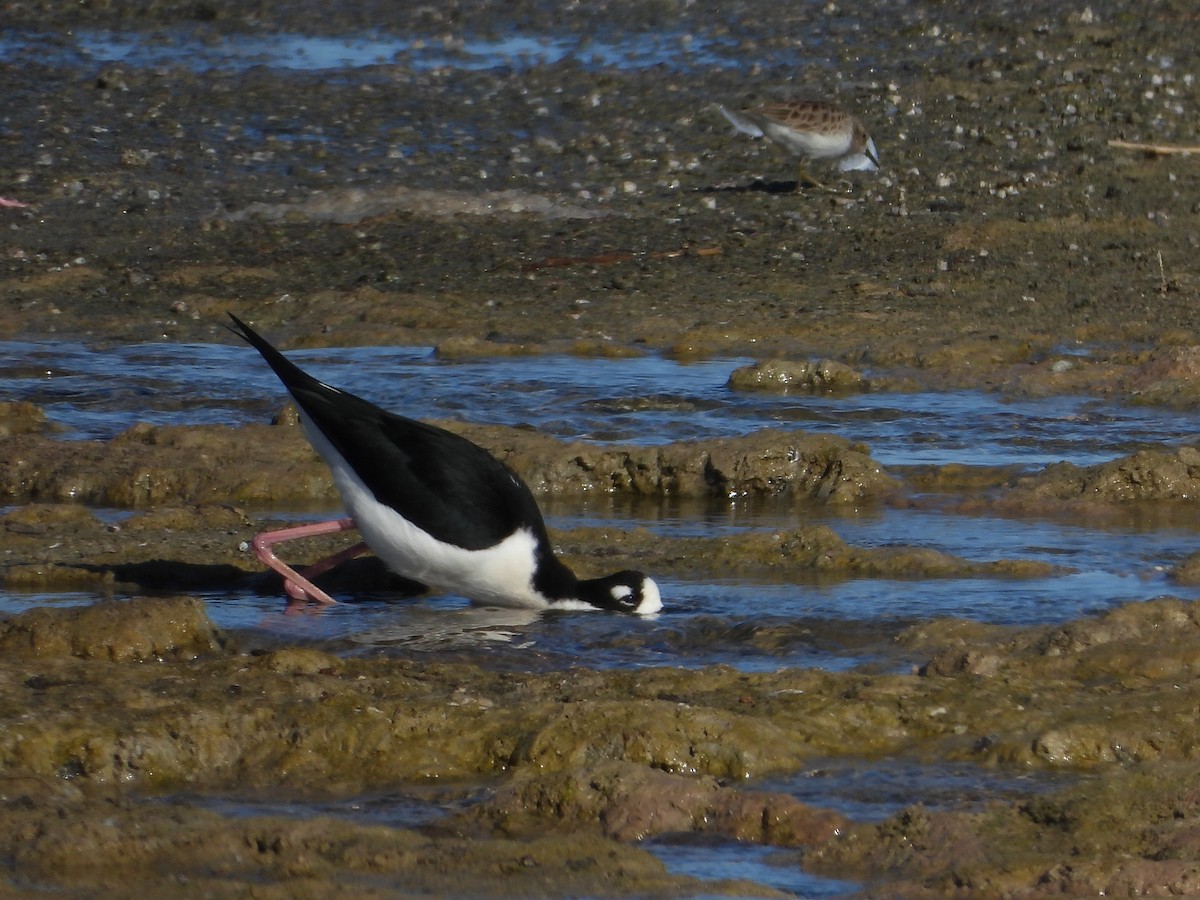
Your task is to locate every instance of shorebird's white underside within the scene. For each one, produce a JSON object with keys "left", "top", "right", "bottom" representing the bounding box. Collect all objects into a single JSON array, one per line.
[
  {"left": 301, "top": 417, "right": 560, "bottom": 609},
  {"left": 839, "top": 138, "right": 879, "bottom": 172},
  {"left": 758, "top": 119, "right": 851, "bottom": 160}
]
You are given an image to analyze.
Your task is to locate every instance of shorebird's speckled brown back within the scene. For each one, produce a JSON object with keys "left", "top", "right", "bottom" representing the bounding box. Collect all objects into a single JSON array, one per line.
[
  {"left": 749, "top": 100, "right": 868, "bottom": 154},
  {"left": 754, "top": 100, "right": 851, "bottom": 132}
]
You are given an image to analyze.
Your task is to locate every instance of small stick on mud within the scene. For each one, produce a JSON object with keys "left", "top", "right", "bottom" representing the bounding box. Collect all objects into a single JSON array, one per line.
[{"left": 1108, "top": 139, "right": 1200, "bottom": 156}]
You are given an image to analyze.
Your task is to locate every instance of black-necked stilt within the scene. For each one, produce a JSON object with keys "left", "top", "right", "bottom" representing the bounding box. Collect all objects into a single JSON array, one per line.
[{"left": 228, "top": 314, "right": 662, "bottom": 615}]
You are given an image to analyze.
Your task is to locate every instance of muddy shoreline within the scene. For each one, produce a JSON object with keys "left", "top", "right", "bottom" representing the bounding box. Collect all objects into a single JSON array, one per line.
[{"left": 4, "top": 0, "right": 1200, "bottom": 895}]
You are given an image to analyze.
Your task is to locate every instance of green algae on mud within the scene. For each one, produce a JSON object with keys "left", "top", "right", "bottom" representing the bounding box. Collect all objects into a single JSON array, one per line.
[
  {"left": 0, "top": 415, "right": 899, "bottom": 507},
  {"left": 3, "top": 794, "right": 764, "bottom": 899},
  {"left": 6, "top": 596, "right": 1200, "bottom": 893},
  {"left": 805, "top": 759, "right": 1200, "bottom": 896}
]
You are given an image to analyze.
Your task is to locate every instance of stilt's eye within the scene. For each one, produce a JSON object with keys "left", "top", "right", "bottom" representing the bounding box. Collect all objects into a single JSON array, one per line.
[{"left": 610, "top": 584, "right": 635, "bottom": 607}]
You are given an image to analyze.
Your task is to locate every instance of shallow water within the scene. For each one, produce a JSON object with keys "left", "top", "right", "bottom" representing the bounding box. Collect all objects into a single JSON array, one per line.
[
  {"left": 3, "top": 338, "right": 1196, "bottom": 897},
  {"left": 761, "top": 755, "right": 1085, "bottom": 823},
  {"left": 6, "top": 338, "right": 1200, "bottom": 667},
  {"left": 6, "top": 339, "right": 1199, "bottom": 467},
  {"left": 646, "top": 839, "right": 859, "bottom": 899},
  {"left": 0, "top": 26, "right": 755, "bottom": 74}
]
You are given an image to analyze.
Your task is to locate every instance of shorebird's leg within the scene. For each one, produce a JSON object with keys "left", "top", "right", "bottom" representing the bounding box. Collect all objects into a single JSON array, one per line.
[
  {"left": 794, "top": 161, "right": 830, "bottom": 192},
  {"left": 0, "top": 197, "right": 30, "bottom": 208},
  {"left": 250, "top": 517, "right": 367, "bottom": 606}
]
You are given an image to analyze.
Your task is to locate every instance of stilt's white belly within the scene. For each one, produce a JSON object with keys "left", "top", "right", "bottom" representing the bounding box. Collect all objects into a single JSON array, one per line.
[{"left": 302, "top": 417, "right": 548, "bottom": 609}]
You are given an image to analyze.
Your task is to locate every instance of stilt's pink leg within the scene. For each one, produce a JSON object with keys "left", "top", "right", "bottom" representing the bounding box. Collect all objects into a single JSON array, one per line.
[
  {"left": 290, "top": 538, "right": 371, "bottom": 583},
  {"left": 250, "top": 517, "right": 368, "bottom": 606},
  {"left": 0, "top": 197, "right": 30, "bottom": 208}
]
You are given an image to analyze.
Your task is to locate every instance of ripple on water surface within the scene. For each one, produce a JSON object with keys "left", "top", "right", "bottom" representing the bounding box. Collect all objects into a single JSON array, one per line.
[
  {"left": 5, "top": 339, "right": 1200, "bottom": 668},
  {"left": 5, "top": 340, "right": 1200, "bottom": 469}
]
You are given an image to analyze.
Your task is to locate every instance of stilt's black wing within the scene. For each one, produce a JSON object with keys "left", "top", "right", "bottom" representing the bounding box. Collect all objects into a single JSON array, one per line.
[{"left": 229, "top": 314, "right": 547, "bottom": 551}]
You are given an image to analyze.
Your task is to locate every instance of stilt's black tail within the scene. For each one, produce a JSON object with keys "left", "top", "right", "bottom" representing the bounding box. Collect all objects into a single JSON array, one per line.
[{"left": 227, "top": 313, "right": 332, "bottom": 397}]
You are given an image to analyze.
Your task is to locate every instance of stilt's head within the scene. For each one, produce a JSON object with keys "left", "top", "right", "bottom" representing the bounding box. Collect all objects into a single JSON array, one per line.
[{"left": 579, "top": 571, "right": 662, "bottom": 615}]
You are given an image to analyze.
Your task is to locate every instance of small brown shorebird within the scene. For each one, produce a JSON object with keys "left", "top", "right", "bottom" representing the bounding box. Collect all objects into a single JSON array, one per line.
[{"left": 716, "top": 99, "right": 879, "bottom": 190}]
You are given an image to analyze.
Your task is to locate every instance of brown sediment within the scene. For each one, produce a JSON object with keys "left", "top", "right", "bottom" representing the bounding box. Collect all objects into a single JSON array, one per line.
[{"left": 4, "top": 596, "right": 1200, "bottom": 894}]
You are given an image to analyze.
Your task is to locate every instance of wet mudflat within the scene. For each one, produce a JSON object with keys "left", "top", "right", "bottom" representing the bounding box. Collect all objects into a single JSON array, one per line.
[{"left": 3, "top": 0, "right": 1200, "bottom": 895}]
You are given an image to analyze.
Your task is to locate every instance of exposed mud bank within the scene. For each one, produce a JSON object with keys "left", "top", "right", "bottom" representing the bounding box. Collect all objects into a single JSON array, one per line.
[
  {"left": 3, "top": 2, "right": 1199, "bottom": 375},
  {"left": 5, "top": 596, "right": 1200, "bottom": 894}
]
